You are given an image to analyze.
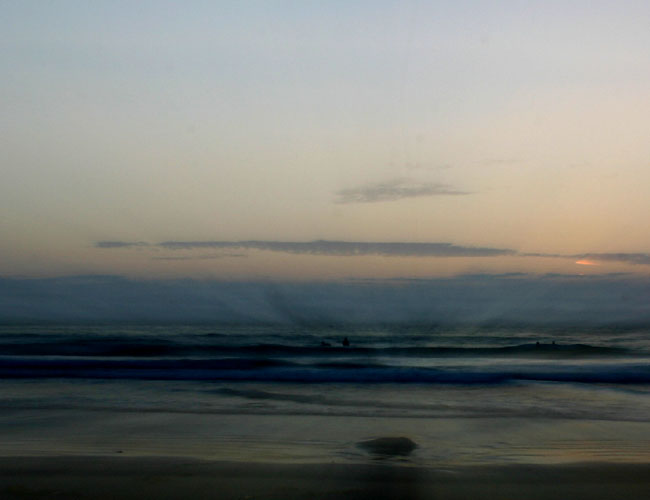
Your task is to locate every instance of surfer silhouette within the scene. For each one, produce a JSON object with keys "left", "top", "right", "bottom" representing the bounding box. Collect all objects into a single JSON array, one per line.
[{"left": 342, "top": 337, "right": 350, "bottom": 347}]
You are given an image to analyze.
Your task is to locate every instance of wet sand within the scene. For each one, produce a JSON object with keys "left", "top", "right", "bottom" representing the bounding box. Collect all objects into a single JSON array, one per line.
[{"left": 1, "top": 456, "right": 649, "bottom": 500}]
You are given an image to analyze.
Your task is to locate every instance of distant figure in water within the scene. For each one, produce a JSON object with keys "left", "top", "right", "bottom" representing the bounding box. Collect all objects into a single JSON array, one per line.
[{"left": 342, "top": 337, "right": 350, "bottom": 347}]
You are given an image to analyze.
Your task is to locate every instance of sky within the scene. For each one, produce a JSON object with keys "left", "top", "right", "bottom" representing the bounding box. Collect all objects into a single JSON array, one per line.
[{"left": 3, "top": 1, "right": 650, "bottom": 281}]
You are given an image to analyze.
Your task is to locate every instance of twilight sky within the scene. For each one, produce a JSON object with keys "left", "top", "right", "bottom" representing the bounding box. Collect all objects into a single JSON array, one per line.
[{"left": 3, "top": 1, "right": 650, "bottom": 280}]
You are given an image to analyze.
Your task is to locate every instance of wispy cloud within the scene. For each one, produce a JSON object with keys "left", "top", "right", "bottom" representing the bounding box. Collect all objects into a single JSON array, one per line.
[
  {"left": 157, "top": 240, "right": 514, "bottom": 257},
  {"left": 95, "top": 241, "right": 150, "bottom": 248},
  {"left": 97, "top": 239, "right": 513, "bottom": 258},
  {"left": 94, "top": 239, "right": 650, "bottom": 266},
  {"left": 524, "top": 251, "right": 650, "bottom": 266},
  {"left": 335, "top": 178, "right": 469, "bottom": 204},
  {"left": 151, "top": 253, "right": 247, "bottom": 261},
  {"left": 478, "top": 158, "right": 521, "bottom": 166}
]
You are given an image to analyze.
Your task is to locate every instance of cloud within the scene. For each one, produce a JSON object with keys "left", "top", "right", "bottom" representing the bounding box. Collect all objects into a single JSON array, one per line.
[
  {"left": 157, "top": 240, "right": 515, "bottom": 257},
  {"left": 151, "top": 253, "right": 246, "bottom": 261},
  {"left": 335, "top": 178, "right": 469, "bottom": 204},
  {"left": 95, "top": 241, "right": 149, "bottom": 248},
  {"left": 93, "top": 240, "right": 650, "bottom": 266},
  {"left": 3, "top": 274, "right": 650, "bottom": 326},
  {"left": 523, "top": 252, "right": 650, "bottom": 267},
  {"left": 479, "top": 158, "right": 521, "bottom": 166}
]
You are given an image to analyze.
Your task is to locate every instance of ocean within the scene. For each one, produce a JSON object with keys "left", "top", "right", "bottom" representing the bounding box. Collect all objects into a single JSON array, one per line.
[{"left": 1, "top": 324, "right": 649, "bottom": 466}]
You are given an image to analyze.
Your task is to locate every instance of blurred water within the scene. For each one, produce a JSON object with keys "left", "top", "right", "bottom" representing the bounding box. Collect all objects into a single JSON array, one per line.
[{"left": 0, "top": 324, "right": 649, "bottom": 465}]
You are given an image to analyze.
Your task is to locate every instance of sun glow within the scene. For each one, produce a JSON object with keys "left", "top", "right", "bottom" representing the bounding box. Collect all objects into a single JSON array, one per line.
[{"left": 575, "top": 259, "right": 599, "bottom": 266}]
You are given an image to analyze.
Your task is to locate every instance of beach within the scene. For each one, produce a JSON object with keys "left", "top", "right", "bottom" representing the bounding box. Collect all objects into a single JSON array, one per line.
[
  {"left": 1, "top": 406, "right": 650, "bottom": 499},
  {"left": 1, "top": 324, "right": 649, "bottom": 498},
  {"left": 2, "top": 457, "right": 650, "bottom": 500}
]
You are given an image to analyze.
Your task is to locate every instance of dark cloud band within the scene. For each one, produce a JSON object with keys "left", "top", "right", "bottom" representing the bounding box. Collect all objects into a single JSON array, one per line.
[
  {"left": 95, "top": 241, "right": 150, "bottom": 248},
  {"left": 95, "top": 240, "right": 650, "bottom": 265},
  {"left": 4, "top": 274, "right": 650, "bottom": 325},
  {"left": 97, "top": 240, "right": 513, "bottom": 257},
  {"left": 157, "top": 240, "right": 514, "bottom": 257}
]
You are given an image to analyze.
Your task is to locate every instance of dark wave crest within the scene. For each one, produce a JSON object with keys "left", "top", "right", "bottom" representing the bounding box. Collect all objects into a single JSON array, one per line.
[
  {"left": 0, "top": 341, "right": 632, "bottom": 358},
  {"left": 1, "top": 356, "right": 649, "bottom": 384}
]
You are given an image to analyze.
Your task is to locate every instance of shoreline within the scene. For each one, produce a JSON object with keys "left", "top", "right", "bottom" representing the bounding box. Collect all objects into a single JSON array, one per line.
[{"left": 2, "top": 456, "right": 650, "bottom": 499}]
